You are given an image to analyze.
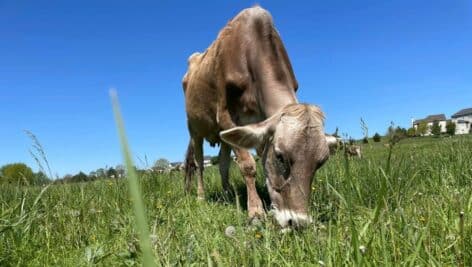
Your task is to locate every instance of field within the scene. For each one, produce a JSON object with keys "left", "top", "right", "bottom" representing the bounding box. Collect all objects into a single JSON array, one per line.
[{"left": 1, "top": 135, "right": 472, "bottom": 266}]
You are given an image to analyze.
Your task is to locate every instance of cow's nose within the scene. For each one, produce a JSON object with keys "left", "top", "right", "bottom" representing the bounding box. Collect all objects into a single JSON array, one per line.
[{"left": 274, "top": 209, "right": 313, "bottom": 228}]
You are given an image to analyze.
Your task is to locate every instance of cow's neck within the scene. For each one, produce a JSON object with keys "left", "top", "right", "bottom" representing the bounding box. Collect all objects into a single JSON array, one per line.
[{"left": 260, "top": 84, "right": 298, "bottom": 117}]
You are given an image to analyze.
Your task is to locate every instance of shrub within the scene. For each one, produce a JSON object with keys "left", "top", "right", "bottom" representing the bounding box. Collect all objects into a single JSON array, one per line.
[
  {"left": 407, "top": 127, "right": 416, "bottom": 137},
  {"left": 0, "top": 163, "right": 35, "bottom": 185},
  {"left": 210, "top": 156, "right": 219, "bottom": 165},
  {"left": 416, "top": 122, "right": 428, "bottom": 136},
  {"left": 373, "top": 133, "right": 381, "bottom": 142},
  {"left": 446, "top": 121, "right": 456, "bottom": 136},
  {"left": 431, "top": 122, "right": 441, "bottom": 136}
]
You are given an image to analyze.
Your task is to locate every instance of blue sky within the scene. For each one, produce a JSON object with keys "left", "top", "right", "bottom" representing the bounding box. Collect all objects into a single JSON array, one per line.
[{"left": 1, "top": 1, "right": 471, "bottom": 177}]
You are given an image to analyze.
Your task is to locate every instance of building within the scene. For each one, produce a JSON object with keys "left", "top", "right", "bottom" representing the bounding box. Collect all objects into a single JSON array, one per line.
[
  {"left": 203, "top": 156, "right": 213, "bottom": 167},
  {"left": 451, "top": 108, "right": 472, "bottom": 135},
  {"left": 412, "top": 114, "right": 447, "bottom": 135}
]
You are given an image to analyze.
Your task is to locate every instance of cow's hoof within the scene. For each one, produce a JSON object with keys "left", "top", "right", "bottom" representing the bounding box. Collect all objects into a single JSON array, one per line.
[{"left": 248, "top": 207, "right": 265, "bottom": 218}]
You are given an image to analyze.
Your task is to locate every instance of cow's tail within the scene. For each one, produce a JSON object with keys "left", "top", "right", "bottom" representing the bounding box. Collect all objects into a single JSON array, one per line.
[{"left": 184, "top": 139, "right": 196, "bottom": 193}]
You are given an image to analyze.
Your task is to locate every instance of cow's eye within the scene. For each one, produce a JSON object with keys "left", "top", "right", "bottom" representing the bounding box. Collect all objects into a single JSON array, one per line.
[{"left": 275, "top": 151, "right": 290, "bottom": 179}]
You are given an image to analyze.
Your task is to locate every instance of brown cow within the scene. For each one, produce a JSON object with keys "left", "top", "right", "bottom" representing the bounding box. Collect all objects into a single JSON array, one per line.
[
  {"left": 345, "top": 145, "right": 362, "bottom": 158},
  {"left": 183, "top": 6, "right": 334, "bottom": 228}
]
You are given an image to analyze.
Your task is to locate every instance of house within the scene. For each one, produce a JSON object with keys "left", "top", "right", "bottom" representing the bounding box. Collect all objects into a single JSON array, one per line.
[
  {"left": 451, "top": 108, "right": 472, "bottom": 135},
  {"left": 412, "top": 114, "right": 447, "bottom": 135},
  {"left": 203, "top": 156, "right": 213, "bottom": 167},
  {"left": 170, "top": 162, "right": 184, "bottom": 171}
]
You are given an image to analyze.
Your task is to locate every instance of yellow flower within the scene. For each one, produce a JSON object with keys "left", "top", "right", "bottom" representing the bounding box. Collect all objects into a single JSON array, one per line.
[{"left": 255, "top": 232, "right": 263, "bottom": 239}]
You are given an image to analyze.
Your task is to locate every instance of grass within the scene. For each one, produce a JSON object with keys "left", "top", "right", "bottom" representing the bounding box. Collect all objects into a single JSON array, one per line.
[{"left": 1, "top": 135, "right": 471, "bottom": 266}]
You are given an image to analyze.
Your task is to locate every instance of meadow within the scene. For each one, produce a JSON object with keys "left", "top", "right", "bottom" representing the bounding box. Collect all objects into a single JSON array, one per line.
[{"left": 1, "top": 135, "right": 471, "bottom": 266}]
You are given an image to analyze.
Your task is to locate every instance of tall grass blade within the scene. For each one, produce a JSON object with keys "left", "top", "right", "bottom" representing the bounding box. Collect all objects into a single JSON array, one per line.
[{"left": 110, "top": 89, "right": 155, "bottom": 266}]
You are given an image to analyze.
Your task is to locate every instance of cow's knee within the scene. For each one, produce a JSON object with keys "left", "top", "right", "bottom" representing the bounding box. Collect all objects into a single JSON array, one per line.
[{"left": 237, "top": 156, "right": 256, "bottom": 179}]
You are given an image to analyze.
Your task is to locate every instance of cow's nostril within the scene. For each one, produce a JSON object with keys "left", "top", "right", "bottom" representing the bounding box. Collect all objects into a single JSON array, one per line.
[{"left": 287, "top": 219, "right": 293, "bottom": 226}]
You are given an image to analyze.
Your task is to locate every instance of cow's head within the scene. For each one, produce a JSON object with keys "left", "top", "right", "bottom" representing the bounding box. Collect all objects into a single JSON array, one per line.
[{"left": 220, "top": 104, "right": 332, "bottom": 228}]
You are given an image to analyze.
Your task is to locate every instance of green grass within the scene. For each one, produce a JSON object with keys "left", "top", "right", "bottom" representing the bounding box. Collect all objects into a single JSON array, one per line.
[{"left": 1, "top": 135, "right": 472, "bottom": 266}]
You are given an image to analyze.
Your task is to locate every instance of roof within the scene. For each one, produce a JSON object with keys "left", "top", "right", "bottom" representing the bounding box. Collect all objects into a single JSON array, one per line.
[
  {"left": 413, "top": 114, "right": 446, "bottom": 124},
  {"left": 452, "top": 108, "right": 472, "bottom": 118}
]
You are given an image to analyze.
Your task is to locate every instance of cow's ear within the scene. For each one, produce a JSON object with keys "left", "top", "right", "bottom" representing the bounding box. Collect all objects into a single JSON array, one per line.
[{"left": 220, "top": 115, "right": 278, "bottom": 149}]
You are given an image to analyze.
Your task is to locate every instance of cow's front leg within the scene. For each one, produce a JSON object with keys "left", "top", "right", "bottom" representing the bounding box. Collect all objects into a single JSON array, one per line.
[{"left": 233, "top": 147, "right": 264, "bottom": 219}]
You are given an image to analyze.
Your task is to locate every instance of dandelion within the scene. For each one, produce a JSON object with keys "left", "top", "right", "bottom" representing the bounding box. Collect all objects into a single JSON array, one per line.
[
  {"left": 225, "top": 226, "right": 236, "bottom": 237},
  {"left": 255, "top": 231, "right": 263, "bottom": 239},
  {"left": 419, "top": 216, "right": 426, "bottom": 223}
]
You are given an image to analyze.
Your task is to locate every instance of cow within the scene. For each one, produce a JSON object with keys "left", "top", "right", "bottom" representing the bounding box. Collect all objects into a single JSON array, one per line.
[
  {"left": 325, "top": 136, "right": 362, "bottom": 159},
  {"left": 182, "top": 6, "right": 335, "bottom": 228},
  {"left": 345, "top": 145, "right": 362, "bottom": 158}
]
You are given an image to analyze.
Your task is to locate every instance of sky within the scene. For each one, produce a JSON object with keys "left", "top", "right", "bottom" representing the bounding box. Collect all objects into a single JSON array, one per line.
[{"left": 1, "top": 1, "right": 471, "bottom": 177}]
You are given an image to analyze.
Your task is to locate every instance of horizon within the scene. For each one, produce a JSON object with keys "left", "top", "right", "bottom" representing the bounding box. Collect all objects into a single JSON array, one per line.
[{"left": 1, "top": 1, "right": 471, "bottom": 177}]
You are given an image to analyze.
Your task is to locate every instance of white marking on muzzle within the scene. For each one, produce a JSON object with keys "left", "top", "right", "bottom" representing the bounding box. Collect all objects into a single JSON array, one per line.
[{"left": 273, "top": 209, "right": 313, "bottom": 228}]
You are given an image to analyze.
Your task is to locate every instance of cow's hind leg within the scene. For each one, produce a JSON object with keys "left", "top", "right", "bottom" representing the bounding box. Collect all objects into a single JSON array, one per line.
[
  {"left": 184, "top": 139, "right": 196, "bottom": 193},
  {"left": 219, "top": 142, "right": 232, "bottom": 193},
  {"left": 193, "top": 137, "right": 205, "bottom": 200},
  {"left": 233, "top": 148, "right": 264, "bottom": 219}
]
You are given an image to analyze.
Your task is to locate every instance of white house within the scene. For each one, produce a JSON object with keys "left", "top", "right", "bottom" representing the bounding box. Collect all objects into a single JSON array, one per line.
[
  {"left": 413, "top": 114, "right": 447, "bottom": 135},
  {"left": 203, "top": 156, "right": 213, "bottom": 167},
  {"left": 451, "top": 108, "right": 472, "bottom": 135}
]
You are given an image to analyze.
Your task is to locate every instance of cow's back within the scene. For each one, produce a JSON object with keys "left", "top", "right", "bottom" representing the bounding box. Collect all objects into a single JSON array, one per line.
[{"left": 183, "top": 6, "right": 298, "bottom": 145}]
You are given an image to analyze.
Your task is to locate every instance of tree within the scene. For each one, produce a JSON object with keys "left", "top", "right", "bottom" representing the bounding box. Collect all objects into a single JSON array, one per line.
[
  {"left": 386, "top": 123, "right": 406, "bottom": 144},
  {"left": 34, "top": 171, "right": 50, "bottom": 185},
  {"left": 0, "top": 163, "right": 35, "bottom": 185},
  {"left": 407, "top": 127, "right": 416, "bottom": 137},
  {"left": 416, "top": 122, "right": 428, "bottom": 136},
  {"left": 71, "top": 171, "right": 88, "bottom": 182},
  {"left": 153, "top": 158, "right": 170, "bottom": 171},
  {"left": 373, "top": 133, "right": 381, "bottom": 142},
  {"left": 362, "top": 137, "right": 369, "bottom": 144},
  {"left": 395, "top": 127, "right": 407, "bottom": 139},
  {"left": 115, "top": 165, "right": 125, "bottom": 178},
  {"left": 431, "top": 121, "right": 441, "bottom": 136},
  {"left": 446, "top": 121, "right": 456, "bottom": 136},
  {"left": 95, "top": 168, "right": 106, "bottom": 178},
  {"left": 210, "top": 156, "right": 219, "bottom": 165},
  {"left": 107, "top": 167, "right": 118, "bottom": 178}
]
